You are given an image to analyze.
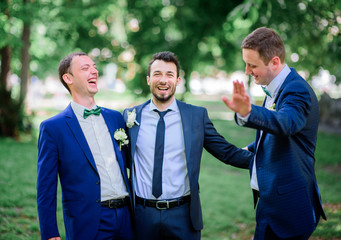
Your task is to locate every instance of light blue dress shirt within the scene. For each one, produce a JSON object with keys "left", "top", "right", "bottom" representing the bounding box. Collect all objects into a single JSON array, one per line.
[
  {"left": 134, "top": 99, "right": 190, "bottom": 200},
  {"left": 238, "top": 65, "right": 291, "bottom": 190}
]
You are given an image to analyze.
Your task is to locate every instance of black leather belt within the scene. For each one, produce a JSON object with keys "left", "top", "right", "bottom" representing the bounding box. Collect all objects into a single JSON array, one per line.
[
  {"left": 136, "top": 195, "right": 191, "bottom": 210},
  {"left": 101, "top": 197, "right": 129, "bottom": 209}
]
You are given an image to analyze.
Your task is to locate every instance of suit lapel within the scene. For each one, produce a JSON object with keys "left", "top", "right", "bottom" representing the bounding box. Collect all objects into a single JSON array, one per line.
[
  {"left": 177, "top": 100, "right": 192, "bottom": 169},
  {"left": 64, "top": 105, "right": 98, "bottom": 174},
  {"left": 129, "top": 100, "right": 150, "bottom": 159}
]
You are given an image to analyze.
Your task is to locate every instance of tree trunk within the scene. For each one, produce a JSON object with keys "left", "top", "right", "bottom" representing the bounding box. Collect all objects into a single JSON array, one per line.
[
  {"left": 0, "top": 0, "right": 33, "bottom": 139},
  {"left": 19, "top": 21, "right": 31, "bottom": 105},
  {"left": 0, "top": 46, "right": 20, "bottom": 138},
  {"left": 0, "top": 46, "right": 11, "bottom": 91}
]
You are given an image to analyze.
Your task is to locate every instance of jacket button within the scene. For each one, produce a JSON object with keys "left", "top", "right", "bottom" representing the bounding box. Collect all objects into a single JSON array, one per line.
[
  {"left": 96, "top": 199, "right": 100, "bottom": 203},
  {"left": 96, "top": 180, "right": 100, "bottom": 185}
]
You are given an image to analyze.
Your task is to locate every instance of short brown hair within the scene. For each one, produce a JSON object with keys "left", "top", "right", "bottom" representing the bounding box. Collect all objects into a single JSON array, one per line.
[
  {"left": 58, "top": 52, "right": 87, "bottom": 93},
  {"left": 242, "top": 27, "right": 285, "bottom": 65},
  {"left": 148, "top": 51, "right": 180, "bottom": 78}
]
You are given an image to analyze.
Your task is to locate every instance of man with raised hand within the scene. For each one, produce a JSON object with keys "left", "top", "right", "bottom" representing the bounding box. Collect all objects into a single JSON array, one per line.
[{"left": 223, "top": 27, "right": 326, "bottom": 240}]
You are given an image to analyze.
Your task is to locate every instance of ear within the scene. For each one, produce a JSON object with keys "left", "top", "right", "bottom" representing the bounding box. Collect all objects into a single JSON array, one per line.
[
  {"left": 176, "top": 77, "right": 181, "bottom": 86},
  {"left": 62, "top": 73, "right": 72, "bottom": 85},
  {"left": 270, "top": 56, "right": 280, "bottom": 70},
  {"left": 147, "top": 76, "right": 150, "bottom": 86}
]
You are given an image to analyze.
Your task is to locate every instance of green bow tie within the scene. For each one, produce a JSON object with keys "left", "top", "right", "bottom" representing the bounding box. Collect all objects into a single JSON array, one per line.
[
  {"left": 83, "top": 107, "right": 101, "bottom": 119},
  {"left": 261, "top": 86, "right": 272, "bottom": 98}
]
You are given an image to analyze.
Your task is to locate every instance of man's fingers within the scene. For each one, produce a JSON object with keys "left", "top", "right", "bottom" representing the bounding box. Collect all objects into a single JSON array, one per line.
[
  {"left": 233, "top": 80, "right": 239, "bottom": 94},
  {"left": 233, "top": 80, "right": 245, "bottom": 95},
  {"left": 240, "top": 81, "right": 247, "bottom": 95},
  {"left": 221, "top": 96, "right": 234, "bottom": 110},
  {"left": 221, "top": 96, "right": 230, "bottom": 106},
  {"left": 232, "top": 81, "right": 238, "bottom": 94}
]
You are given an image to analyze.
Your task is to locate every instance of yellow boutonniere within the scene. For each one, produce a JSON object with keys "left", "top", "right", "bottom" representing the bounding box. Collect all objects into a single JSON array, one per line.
[{"left": 267, "top": 103, "right": 276, "bottom": 111}]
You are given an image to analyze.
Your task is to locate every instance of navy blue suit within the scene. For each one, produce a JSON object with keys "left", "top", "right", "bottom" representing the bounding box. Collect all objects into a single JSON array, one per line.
[
  {"left": 37, "top": 105, "right": 133, "bottom": 240},
  {"left": 123, "top": 99, "right": 253, "bottom": 232},
  {"left": 242, "top": 68, "right": 326, "bottom": 238}
]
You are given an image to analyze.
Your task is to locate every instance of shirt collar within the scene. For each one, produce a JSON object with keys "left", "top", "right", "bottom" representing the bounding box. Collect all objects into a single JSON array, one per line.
[
  {"left": 264, "top": 64, "right": 291, "bottom": 99},
  {"left": 149, "top": 98, "right": 179, "bottom": 113},
  {"left": 71, "top": 100, "right": 98, "bottom": 118}
]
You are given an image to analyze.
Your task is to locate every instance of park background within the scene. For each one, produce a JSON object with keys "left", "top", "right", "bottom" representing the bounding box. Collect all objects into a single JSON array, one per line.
[{"left": 1, "top": 0, "right": 341, "bottom": 239}]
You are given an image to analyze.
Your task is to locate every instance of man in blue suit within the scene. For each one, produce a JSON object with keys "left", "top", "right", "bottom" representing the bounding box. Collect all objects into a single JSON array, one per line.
[
  {"left": 37, "top": 52, "right": 133, "bottom": 240},
  {"left": 123, "top": 51, "right": 253, "bottom": 240},
  {"left": 222, "top": 27, "right": 326, "bottom": 239}
]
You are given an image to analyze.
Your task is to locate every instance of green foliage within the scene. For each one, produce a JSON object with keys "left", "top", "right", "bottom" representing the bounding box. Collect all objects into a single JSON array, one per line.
[
  {"left": 1, "top": 0, "right": 340, "bottom": 97},
  {"left": 248, "top": 0, "right": 341, "bottom": 81}
]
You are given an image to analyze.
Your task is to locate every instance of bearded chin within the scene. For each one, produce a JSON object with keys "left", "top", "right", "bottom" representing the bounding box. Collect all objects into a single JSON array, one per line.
[{"left": 153, "top": 92, "right": 173, "bottom": 103}]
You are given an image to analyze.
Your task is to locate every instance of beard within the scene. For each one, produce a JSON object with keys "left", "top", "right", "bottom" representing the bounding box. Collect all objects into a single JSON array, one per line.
[
  {"left": 152, "top": 92, "right": 174, "bottom": 103},
  {"left": 150, "top": 83, "right": 176, "bottom": 103}
]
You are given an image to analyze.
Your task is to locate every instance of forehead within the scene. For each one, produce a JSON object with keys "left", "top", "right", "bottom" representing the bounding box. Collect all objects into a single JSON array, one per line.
[
  {"left": 242, "top": 48, "right": 262, "bottom": 63},
  {"left": 71, "top": 55, "right": 95, "bottom": 68},
  {"left": 150, "top": 60, "right": 177, "bottom": 73}
]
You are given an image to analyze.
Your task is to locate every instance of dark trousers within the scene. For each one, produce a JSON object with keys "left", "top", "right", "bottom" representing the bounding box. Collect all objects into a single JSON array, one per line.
[
  {"left": 95, "top": 206, "right": 133, "bottom": 240},
  {"left": 254, "top": 223, "right": 314, "bottom": 240},
  {"left": 134, "top": 202, "right": 200, "bottom": 240}
]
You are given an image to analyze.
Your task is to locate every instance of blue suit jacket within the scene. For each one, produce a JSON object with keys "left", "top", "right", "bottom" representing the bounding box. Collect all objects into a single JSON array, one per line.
[
  {"left": 243, "top": 68, "right": 326, "bottom": 238},
  {"left": 123, "top": 99, "right": 253, "bottom": 231},
  {"left": 37, "top": 104, "right": 132, "bottom": 240}
]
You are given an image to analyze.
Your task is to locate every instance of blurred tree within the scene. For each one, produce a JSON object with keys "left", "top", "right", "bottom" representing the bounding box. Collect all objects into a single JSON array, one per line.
[
  {"left": 0, "top": 0, "right": 340, "bottom": 138},
  {"left": 227, "top": 0, "right": 341, "bottom": 84},
  {"left": 0, "top": 0, "right": 27, "bottom": 138},
  {"left": 125, "top": 0, "right": 243, "bottom": 96},
  {"left": 124, "top": 0, "right": 340, "bottom": 95},
  {"left": 0, "top": 0, "right": 126, "bottom": 138}
]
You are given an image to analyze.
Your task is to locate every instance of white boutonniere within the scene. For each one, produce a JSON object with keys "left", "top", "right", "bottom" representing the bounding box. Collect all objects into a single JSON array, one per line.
[
  {"left": 126, "top": 108, "right": 139, "bottom": 128},
  {"left": 114, "top": 128, "right": 129, "bottom": 150},
  {"left": 267, "top": 103, "right": 276, "bottom": 111}
]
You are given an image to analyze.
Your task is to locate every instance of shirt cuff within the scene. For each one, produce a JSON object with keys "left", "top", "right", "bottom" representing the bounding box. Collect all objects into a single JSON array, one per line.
[{"left": 236, "top": 112, "right": 250, "bottom": 125}]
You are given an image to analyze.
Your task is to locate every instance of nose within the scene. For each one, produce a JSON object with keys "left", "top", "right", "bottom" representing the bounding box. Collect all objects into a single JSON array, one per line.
[
  {"left": 245, "top": 65, "right": 251, "bottom": 75},
  {"left": 159, "top": 75, "right": 166, "bottom": 83},
  {"left": 91, "top": 66, "right": 98, "bottom": 74}
]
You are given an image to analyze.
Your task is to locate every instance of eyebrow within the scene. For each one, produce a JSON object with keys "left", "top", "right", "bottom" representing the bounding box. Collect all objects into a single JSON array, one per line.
[
  {"left": 153, "top": 70, "right": 175, "bottom": 74},
  {"left": 80, "top": 63, "right": 97, "bottom": 68}
]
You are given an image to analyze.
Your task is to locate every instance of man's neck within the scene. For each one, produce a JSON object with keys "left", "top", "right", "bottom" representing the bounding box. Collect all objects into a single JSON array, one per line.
[
  {"left": 274, "top": 63, "right": 286, "bottom": 78},
  {"left": 152, "top": 97, "right": 175, "bottom": 111},
  {"left": 72, "top": 96, "right": 96, "bottom": 109}
]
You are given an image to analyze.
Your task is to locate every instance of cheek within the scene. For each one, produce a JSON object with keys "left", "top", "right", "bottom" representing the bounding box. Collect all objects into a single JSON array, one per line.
[{"left": 255, "top": 68, "right": 265, "bottom": 77}]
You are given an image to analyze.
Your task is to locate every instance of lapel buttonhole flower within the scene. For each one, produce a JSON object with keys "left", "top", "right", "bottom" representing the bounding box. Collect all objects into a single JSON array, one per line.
[
  {"left": 126, "top": 108, "right": 139, "bottom": 128},
  {"left": 114, "top": 128, "right": 129, "bottom": 150}
]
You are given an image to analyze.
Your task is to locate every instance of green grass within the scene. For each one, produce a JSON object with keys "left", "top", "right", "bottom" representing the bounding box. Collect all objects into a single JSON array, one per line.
[{"left": 0, "top": 99, "right": 340, "bottom": 239}]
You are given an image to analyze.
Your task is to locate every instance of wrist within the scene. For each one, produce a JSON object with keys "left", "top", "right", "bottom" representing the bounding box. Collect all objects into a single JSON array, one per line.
[{"left": 240, "top": 105, "right": 251, "bottom": 117}]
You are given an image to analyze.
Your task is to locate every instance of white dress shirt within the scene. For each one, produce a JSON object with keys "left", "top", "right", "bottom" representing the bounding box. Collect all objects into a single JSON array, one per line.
[
  {"left": 71, "top": 101, "right": 128, "bottom": 201},
  {"left": 238, "top": 65, "right": 291, "bottom": 190},
  {"left": 134, "top": 99, "right": 190, "bottom": 200}
]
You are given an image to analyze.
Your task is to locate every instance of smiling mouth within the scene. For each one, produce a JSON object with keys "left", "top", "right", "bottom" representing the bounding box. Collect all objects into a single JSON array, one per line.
[
  {"left": 252, "top": 75, "right": 258, "bottom": 80},
  {"left": 157, "top": 86, "right": 169, "bottom": 92},
  {"left": 88, "top": 78, "right": 97, "bottom": 85}
]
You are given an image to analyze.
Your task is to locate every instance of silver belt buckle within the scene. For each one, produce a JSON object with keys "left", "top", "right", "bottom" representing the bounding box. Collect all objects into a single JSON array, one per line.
[
  {"left": 156, "top": 200, "right": 169, "bottom": 210},
  {"left": 108, "top": 199, "right": 114, "bottom": 208}
]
